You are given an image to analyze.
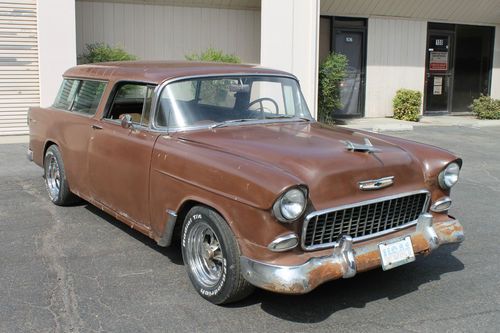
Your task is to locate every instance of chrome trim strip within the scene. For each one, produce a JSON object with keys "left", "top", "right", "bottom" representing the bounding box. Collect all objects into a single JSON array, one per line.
[
  {"left": 430, "top": 196, "right": 452, "bottom": 212},
  {"left": 358, "top": 176, "right": 395, "bottom": 191},
  {"left": 301, "top": 189, "right": 431, "bottom": 251},
  {"left": 156, "top": 209, "right": 178, "bottom": 247},
  {"left": 268, "top": 233, "right": 299, "bottom": 252}
]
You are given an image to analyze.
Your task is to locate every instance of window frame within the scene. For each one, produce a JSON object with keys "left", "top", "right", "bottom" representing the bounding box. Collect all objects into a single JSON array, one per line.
[
  {"left": 102, "top": 80, "right": 157, "bottom": 129},
  {"left": 52, "top": 77, "right": 108, "bottom": 118},
  {"left": 151, "top": 73, "right": 307, "bottom": 133}
]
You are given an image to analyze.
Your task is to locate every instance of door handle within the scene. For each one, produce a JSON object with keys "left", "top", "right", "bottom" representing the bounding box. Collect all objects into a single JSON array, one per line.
[{"left": 91, "top": 124, "right": 103, "bottom": 130}]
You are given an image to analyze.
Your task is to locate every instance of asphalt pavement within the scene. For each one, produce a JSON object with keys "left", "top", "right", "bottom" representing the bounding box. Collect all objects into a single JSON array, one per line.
[{"left": 1, "top": 126, "right": 499, "bottom": 333}]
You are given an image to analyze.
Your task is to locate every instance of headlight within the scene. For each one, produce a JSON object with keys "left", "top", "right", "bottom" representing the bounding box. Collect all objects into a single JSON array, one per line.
[
  {"left": 273, "top": 187, "right": 307, "bottom": 222},
  {"left": 438, "top": 162, "right": 460, "bottom": 189}
]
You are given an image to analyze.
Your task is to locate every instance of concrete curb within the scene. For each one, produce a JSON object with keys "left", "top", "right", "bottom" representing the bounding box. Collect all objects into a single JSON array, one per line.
[
  {"left": 340, "top": 124, "right": 414, "bottom": 132},
  {"left": 0, "top": 135, "right": 29, "bottom": 144},
  {"left": 339, "top": 116, "right": 500, "bottom": 132}
]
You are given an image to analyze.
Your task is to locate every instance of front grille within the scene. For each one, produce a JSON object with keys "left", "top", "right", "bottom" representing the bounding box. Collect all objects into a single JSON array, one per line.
[{"left": 302, "top": 191, "right": 429, "bottom": 250}]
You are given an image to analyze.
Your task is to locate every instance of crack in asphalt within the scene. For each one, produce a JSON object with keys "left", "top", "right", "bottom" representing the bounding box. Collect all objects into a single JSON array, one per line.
[{"left": 22, "top": 181, "right": 84, "bottom": 333}]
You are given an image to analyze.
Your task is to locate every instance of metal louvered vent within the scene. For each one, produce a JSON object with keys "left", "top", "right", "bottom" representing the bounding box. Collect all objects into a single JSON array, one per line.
[
  {"left": 302, "top": 191, "right": 429, "bottom": 250},
  {"left": 0, "top": 1, "right": 39, "bottom": 135}
]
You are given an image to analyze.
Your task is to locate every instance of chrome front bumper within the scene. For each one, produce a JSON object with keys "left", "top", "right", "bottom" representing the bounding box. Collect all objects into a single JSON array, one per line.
[{"left": 240, "top": 213, "right": 464, "bottom": 294}]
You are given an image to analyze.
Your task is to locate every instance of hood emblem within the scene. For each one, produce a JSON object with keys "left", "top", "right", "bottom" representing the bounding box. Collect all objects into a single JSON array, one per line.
[
  {"left": 342, "top": 138, "right": 381, "bottom": 153},
  {"left": 359, "top": 176, "right": 394, "bottom": 191}
]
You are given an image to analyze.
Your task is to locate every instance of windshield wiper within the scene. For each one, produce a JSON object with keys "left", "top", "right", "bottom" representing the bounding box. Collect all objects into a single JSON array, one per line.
[
  {"left": 265, "top": 115, "right": 312, "bottom": 122},
  {"left": 210, "top": 119, "right": 257, "bottom": 129},
  {"left": 210, "top": 116, "right": 311, "bottom": 129}
]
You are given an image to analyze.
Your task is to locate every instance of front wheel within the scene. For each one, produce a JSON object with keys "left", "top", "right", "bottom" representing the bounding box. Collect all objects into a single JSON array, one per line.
[{"left": 181, "top": 206, "right": 254, "bottom": 304}]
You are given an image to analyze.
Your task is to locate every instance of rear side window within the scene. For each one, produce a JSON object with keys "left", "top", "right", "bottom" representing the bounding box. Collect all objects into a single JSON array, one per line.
[
  {"left": 71, "top": 80, "right": 107, "bottom": 115},
  {"left": 53, "top": 79, "right": 78, "bottom": 110},
  {"left": 53, "top": 79, "right": 107, "bottom": 116}
]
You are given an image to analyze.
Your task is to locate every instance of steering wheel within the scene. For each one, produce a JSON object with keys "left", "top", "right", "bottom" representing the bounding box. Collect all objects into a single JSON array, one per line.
[{"left": 248, "top": 97, "right": 279, "bottom": 116}]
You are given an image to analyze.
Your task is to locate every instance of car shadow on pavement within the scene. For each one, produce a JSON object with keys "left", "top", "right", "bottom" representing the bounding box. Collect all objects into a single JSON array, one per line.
[
  {"left": 84, "top": 203, "right": 184, "bottom": 266},
  {"left": 231, "top": 245, "right": 464, "bottom": 323},
  {"left": 82, "top": 201, "right": 463, "bottom": 322}
]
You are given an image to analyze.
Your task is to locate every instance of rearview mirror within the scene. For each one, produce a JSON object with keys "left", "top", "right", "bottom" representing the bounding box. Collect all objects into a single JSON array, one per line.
[{"left": 120, "top": 114, "right": 133, "bottom": 129}]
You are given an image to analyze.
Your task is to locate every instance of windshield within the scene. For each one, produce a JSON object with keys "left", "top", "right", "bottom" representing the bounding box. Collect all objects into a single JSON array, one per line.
[{"left": 155, "top": 76, "right": 313, "bottom": 129}]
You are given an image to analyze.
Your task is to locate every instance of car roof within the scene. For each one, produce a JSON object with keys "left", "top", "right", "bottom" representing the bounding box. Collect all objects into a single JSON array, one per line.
[{"left": 63, "top": 61, "right": 296, "bottom": 84}]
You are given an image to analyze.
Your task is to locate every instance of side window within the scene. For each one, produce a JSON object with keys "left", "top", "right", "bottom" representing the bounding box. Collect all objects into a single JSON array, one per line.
[
  {"left": 53, "top": 79, "right": 79, "bottom": 110},
  {"left": 106, "top": 83, "right": 154, "bottom": 126},
  {"left": 71, "top": 80, "right": 107, "bottom": 115},
  {"left": 141, "top": 87, "right": 155, "bottom": 126}
]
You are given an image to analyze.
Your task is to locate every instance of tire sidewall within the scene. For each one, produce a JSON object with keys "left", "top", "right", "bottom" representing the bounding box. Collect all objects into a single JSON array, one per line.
[
  {"left": 44, "top": 145, "right": 66, "bottom": 205},
  {"left": 181, "top": 207, "right": 238, "bottom": 304}
]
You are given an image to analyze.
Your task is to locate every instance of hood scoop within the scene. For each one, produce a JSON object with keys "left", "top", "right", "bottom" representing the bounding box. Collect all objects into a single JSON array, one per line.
[{"left": 342, "top": 138, "right": 381, "bottom": 153}]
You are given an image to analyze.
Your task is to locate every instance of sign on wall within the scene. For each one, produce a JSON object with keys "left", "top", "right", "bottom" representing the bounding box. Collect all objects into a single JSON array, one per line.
[
  {"left": 429, "top": 51, "right": 448, "bottom": 71},
  {"left": 433, "top": 76, "right": 443, "bottom": 95}
]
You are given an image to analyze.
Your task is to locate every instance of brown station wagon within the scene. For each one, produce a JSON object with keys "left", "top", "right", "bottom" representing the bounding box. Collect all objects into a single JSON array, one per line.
[{"left": 28, "top": 61, "right": 464, "bottom": 304}]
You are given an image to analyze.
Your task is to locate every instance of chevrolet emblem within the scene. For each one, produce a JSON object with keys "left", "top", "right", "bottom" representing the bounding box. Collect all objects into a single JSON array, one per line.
[{"left": 358, "top": 176, "right": 394, "bottom": 191}]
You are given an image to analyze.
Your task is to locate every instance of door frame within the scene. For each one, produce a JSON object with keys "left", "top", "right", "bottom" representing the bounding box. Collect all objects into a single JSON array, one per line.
[
  {"left": 321, "top": 16, "right": 368, "bottom": 118},
  {"left": 424, "top": 25, "right": 456, "bottom": 115}
]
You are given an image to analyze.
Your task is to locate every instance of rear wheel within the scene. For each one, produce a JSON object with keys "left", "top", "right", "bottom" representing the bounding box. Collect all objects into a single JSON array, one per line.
[
  {"left": 44, "top": 145, "right": 79, "bottom": 206},
  {"left": 181, "top": 206, "right": 254, "bottom": 304}
]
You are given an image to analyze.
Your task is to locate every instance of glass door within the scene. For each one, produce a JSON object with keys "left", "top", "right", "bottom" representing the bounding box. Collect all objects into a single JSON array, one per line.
[
  {"left": 425, "top": 31, "right": 454, "bottom": 113},
  {"left": 451, "top": 25, "right": 494, "bottom": 113},
  {"left": 334, "top": 29, "right": 365, "bottom": 117}
]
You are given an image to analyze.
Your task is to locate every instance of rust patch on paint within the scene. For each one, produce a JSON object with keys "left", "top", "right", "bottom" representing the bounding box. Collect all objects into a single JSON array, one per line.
[
  {"left": 307, "top": 263, "right": 344, "bottom": 290},
  {"left": 261, "top": 282, "right": 307, "bottom": 294},
  {"left": 355, "top": 250, "right": 382, "bottom": 273}
]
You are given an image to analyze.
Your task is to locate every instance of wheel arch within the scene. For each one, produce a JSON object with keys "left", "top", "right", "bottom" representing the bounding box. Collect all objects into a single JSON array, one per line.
[
  {"left": 169, "top": 198, "right": 236, "bottom": 248},
  {"left": 42, "top": 140, "right": 58, "bottom": 164}
]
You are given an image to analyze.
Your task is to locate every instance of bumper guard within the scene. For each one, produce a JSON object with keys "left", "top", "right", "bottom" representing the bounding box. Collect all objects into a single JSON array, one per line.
[{"left": 240, "top": 213, "right": 464, "bottom": 294}]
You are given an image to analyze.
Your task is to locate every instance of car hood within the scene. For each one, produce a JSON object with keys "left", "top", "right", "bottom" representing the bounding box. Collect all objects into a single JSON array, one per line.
[{"left": 176, "top": 122, "right": 428, "bottom": 209}]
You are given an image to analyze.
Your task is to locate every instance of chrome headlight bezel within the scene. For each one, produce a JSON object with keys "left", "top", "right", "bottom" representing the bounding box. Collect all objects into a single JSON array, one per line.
[
  {"left": 273, "top": 186, "right": 308, "bottom": 222},
  {"left": 438, "top": 162, "right": 461, "bottom": 190}
]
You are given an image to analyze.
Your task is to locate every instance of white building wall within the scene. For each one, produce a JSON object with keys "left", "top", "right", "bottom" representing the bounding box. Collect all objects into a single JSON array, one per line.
[
  {"left": 365, "top": 17, "right": 427, "bottom": 117},
  {"left": 260, "top": 0, "right": 320, "bottom": 117},
  {"left": 75, "top": 1, "right": 261, "bottom": 63},
  {"left": 491, "top": 25, "right": 500, "bottom": 99},
  {"left": 37, "top": 0, "right": 77, "bottom": 107}
]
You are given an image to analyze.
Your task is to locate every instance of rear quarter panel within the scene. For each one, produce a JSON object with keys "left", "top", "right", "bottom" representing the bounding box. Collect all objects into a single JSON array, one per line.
[{"left": 28, "top": 106, "right": 93, "bottom": 198}]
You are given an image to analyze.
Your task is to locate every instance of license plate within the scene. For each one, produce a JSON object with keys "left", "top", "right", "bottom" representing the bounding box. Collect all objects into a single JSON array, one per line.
[{"left": 379, "top": 237, "right": 415, "bottom": 271}]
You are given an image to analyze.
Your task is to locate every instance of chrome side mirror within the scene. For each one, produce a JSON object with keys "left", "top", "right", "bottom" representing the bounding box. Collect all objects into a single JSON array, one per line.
[{"left": 120, "top": 114, "right": 133, "bottom": 129}]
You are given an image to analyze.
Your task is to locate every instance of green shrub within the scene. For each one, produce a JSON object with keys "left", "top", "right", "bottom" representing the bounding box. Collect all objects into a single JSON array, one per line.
[
  {"left": 185, "top": 48, "right": 241, "bottom": 63},
  {"left": 470, "top": 95, "right": 500, "bottom": 119},
  {"left": 80, "top": 43, "right": 137, "bottom": 63},
  {"left": 318, "top": 52, "right": 348, "bottom": 124},
  {"left": 392, "top": 89, "right": 422, "bottom": 122}
]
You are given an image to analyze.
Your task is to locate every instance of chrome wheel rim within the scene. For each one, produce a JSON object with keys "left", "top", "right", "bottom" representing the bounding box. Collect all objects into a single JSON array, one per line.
[
  {"left": 186, "top": 222, "right": 224, "bottom": 289},
  {"left": 46, "top": 153, "right": 61, "bottom": 200}
]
